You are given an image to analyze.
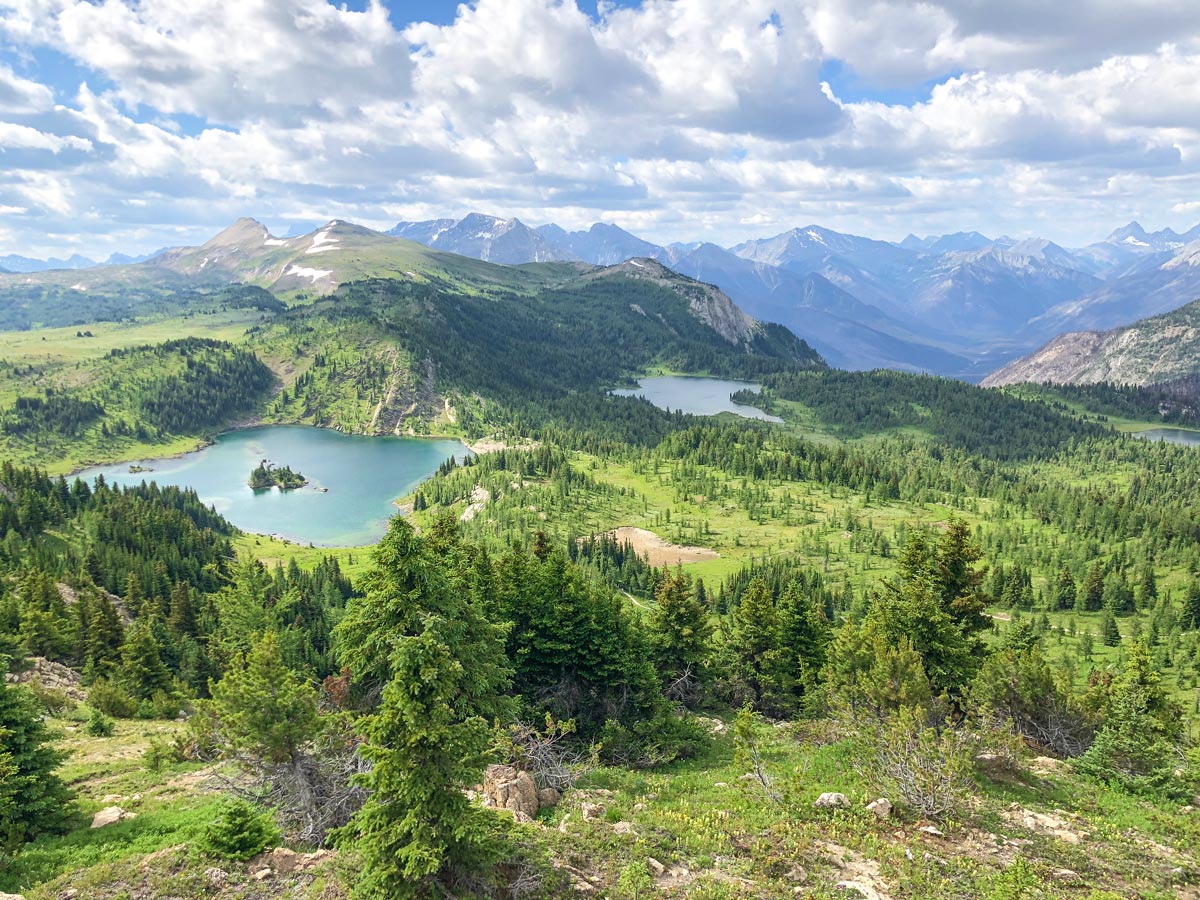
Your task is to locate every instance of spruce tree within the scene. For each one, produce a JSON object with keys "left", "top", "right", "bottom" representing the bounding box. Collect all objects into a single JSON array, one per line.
[
  {"left": 1182, "top": 580, "right": 1200, "bottom": 630},
  {"left": 0, "top": 678, "right": 74, "bottom": 852},
  {"left": 340, "top": 517, "right": 513, "bottom": 898},
  {"left": 1054, "top": 566, "right": 1077, "bottom": 611},
  {"left": 120, "top": 617, "right": 173, "bottom": 700},
  {"left": 647, "top": 566, "right": 712, "bottom": 702},
  {"left": 1101, "top": 606, "right": 1122, "bottom": 646},
  {"left": 1078, "top": 564, "right": 1105, "bottom": 612}
]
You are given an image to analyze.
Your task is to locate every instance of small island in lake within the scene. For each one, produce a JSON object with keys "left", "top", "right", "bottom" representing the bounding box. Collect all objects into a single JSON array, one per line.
[{"left": 249, "top": 459, "right": 308, "bottom": 491}]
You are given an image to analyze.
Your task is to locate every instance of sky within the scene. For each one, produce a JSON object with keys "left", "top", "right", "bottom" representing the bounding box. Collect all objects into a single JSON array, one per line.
[{"left": 1, "top": 0, "right": 1200, "bottom": 258}]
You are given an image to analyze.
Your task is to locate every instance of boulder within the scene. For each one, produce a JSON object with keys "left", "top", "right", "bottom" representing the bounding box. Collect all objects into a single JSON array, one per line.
[
  {"left": 0, "top": 893, "right": 25, "bottom": 900},
  {"left": 647, "top": 857, "right": 666, "bottom": 877},
  {"left": 814, "top": 792, "right": 851, "bottom": 809},
  {"left": 91, "top": 806, "right": 134, "bottom": 829},
  {"left": 252, "top": 868, "right": 272, "bottom": 881},
  {"left": 612, "top": 821, "right": 636, "bottom": 835},
  {"left": 264, "top": 848, "right": 299, "bottom": 874},
  {"left": 866, "top": 798, "right": 893, "bottom": 819},
  {"left": 537, "top": 786, "right": 561, "bottom": 809},
  {"left": 919, "top": 825, "right": 945, "bottom": 838},
  {"left": 581, "top": 802, "right": 605, "bottom": 822},
  {"left": 481, "top": 764, "right": 539, "bottom": 819}
]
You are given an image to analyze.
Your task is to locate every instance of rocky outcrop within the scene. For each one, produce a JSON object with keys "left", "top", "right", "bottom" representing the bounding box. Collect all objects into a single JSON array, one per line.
[
  {"left": 984, "top": 298, "right": 1200, "bottom": 387},
  {"left": 6, "top": 657, "right": 86, "bottom": 702},
  {"left": 480, "top": 764, "right": 564, "bottom": 821},
  {"left": 813, "top": 792, "right": 851, "bottom": 809}
]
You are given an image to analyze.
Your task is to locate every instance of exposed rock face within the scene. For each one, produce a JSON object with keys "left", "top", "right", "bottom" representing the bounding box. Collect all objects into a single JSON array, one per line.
[
  {"left": 481, "top": 764, "right": 540, "bottom": 819},
  {"left": 5, "top": 657, "right": 86, "bottom": 702},
  {"left": 984, "top": 298, "right": 1200, "bottom": 387}
]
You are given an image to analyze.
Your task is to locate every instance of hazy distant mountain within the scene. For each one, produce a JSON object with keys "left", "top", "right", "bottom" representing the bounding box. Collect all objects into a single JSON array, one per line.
[
  {"left": 388, "top": 213, "right": 578, "bottom": 264},
  {"left": 0, "top": 253, "right": 97, "bottom": 273},
  {"left": 899, "top": 231, "right": 1007, "bottom": 254},
  {"left": 984, "top": 298, "right": 1200, "bottom": 387},
  {"left": 904, "top": 242, "right": 1103, "bottom": 339},
  {"left": 1027, "top": 239, "right": 1200, "bottom": 341},
  {"left": 730, "top": 224, "right": 913, "bottom": 278},
  {"left": 104, "top": 248, "right": 173, "bottom": 266},
  {"left": 534, "top": 222, "right": 663, "bottom": 265},
  {"left": 1071, "top": 221, "right": 1200, "bottom": 275}
]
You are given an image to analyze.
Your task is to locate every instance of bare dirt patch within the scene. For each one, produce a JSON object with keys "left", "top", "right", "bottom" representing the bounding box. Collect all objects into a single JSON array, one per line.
[{"left": 599, "top": 527, "right": 720, "bottom": 567}]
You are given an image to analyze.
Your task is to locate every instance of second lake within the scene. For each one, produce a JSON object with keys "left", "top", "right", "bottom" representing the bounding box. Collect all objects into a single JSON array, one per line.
[{"left": 612, "top": 375, "right": 782, "bottom": 422}]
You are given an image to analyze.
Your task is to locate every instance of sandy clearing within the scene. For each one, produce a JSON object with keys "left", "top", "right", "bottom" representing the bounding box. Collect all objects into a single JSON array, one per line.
[{"left": 601, "top": 526, "right": 719, "bottom": 567}]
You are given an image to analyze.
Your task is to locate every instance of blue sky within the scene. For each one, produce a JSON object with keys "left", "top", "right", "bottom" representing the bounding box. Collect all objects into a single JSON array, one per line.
[{"left": 1, "top": 0, "right": 1199, "bottom": 258}]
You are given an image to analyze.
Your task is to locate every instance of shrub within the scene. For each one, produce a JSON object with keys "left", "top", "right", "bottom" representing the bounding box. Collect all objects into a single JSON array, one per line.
[
  {"left": 196, "top": 798, "right": 280, "bottom": 861},
  {"left": 87, "top": 679, "right": 137, "bottom": 718},
  {"left": 861, "top": 705, "right": 973, "bottom": 821},
  {"left": 85, "top": 708, "right": 115, "bottom": 737},
  {"left": 142, "top": 737, "right": 173, "bottom": 773},
  {"left": 29, "top": 683, "right": 74, "bottom": 717}
]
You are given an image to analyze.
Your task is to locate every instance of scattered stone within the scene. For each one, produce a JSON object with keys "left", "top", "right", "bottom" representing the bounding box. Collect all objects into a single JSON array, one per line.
[
  {"left": 786, "top": 863, "right": 808, "bottom": 883},
  {"left": 60, "top": 891, "right": 78, "bottom": 900},
  {"left": 1001, "top": 808, "right": 1088, "bottom": 844},
  {"left": 481, "top": 764, "right": 540, "bottom": 819},
  {"left": 612, "top": 821, "right": 636, "bottom": 835},
  {"left": 866, "top": 798, "right": 892, "bottom": 819},
  {"left": 558, "top": 813, "right": 572, "bottom": 833},
  {"left": 537, "top": 786, "right": 561, "bottom": 809},
  {"left": 252, "top": 867, "right": 273, "bottom": 881},
  {"left": 570, "top": 876, "right": 596, "bottom": 894},
  {"left": 714, "top": 781, "right": 729, "bottom": 788},
  {"left": 0, "top": 893, "right": 25, "bottom": 900},
  {"left": 90, "top": 806, "right": 134, "bottom": 829},
  {"left": 203, "top": 868, "right": 228, "bottom": 886},
  {"left": 1181, "top": 805, "right": 1195, "bottom": 814},
  {"left": 645, "top": 792, "right": 658, "bottom": 801},
  {"left": 647, "top": 857, "right": 666, "bottom": 877},
  {"left": 509, "top": 810, "right": 535, "bottom": 824},
  {"left": 581, "top": 802, "right": 605, "bottom": 821},
  {"left": 264, "top": 848, "right": 300, "bottom": 874},
  {"left": 835, "top": 880, "right": 883, "bottom": 899},
  {"left": 633, "top": 802, "right": 646, "bottom": 812},
  {"left": 814, "top": 792, "right": 851, "bottom": 809},
  {"left": 1051, "top": 869, "right": 1080, "bottom": 882},
  {"left": 1031, "top": 756, "right": 1065, "bottom": 776},
  {"left": 919, "top": 825, "right": 945, "bottom": 838}
]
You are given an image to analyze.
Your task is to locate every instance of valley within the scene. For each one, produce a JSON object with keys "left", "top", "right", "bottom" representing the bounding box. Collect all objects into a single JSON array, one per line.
[{"left": 2, "top": 217, "right": 1200, "bottom": 900}]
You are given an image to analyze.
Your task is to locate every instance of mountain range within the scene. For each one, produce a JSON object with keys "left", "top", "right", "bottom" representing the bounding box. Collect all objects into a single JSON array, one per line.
[
  {"left": 385, "top": 214, "right": 1200, "bottom": 378},
  {"left": 983, "top": 298, "right": 1200, "bottom": 387},
  {"left": 6, "top": 213, "right": 1200, "bottom": 380}
]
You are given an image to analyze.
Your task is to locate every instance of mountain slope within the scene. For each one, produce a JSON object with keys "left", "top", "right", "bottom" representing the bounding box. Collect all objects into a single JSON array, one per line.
[
  {"left": 1027, "top": 240, "right": 1200, "bottom": 341},
  {"left": 983, "top": 298, "right": 1200, "bottom": 386}
]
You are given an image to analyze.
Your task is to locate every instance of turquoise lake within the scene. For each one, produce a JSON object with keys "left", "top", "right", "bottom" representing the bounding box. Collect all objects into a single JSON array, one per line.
[
  {"left": 1137, "top": 427, "right": 1200, "bottom": 447},
  {"left": 612, "top": 375, "right": 782, "bottom": 422},
  {"left": 78, "top": 426, "right": 469, "bottom": 547}
]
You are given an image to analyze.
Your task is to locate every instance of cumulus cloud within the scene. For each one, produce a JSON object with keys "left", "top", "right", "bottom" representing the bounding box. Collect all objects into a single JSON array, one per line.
[{"left": 0, "top": 0, "right": 1199, "bottom": 257}]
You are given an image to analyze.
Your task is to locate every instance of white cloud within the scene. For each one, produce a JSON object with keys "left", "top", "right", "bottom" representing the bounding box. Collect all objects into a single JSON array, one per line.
[{"left": 0, "top": 0, "right": 1199, "bottom": 257}]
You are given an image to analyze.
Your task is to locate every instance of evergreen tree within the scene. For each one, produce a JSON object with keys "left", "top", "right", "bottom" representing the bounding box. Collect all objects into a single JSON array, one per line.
[
  {"left": 341, "top": 517, "right": 513, "bottom": 898},
  {"left": 722, "top": 577, "right": 785, "bottom": 713},
  {"left": 1101, "top": 606, "right": 1122, "bottom": 647},
  {"left": 1182, "top": 580, "right": 1200, "bottom": 630},
  {"left": 210, "top": 631, "right": 319, "bottom": 766},
  {"left": 1078, "top": 564, "right": 1105, "bottom": 612},
  {"left": 81, "top": 590, "right": 124, "bottom": 682},
  {"left": 1054, "top": 566, "right": 1077, "bottom": 611},
  {"left": 120, "top": 617, "right": 173, "bottom": 699},
  {"left": 646, "top": 566, "right": 712, "bottom": 703},
  {"left": 0, "top": 679, "right": 74, "bottom": 852}
]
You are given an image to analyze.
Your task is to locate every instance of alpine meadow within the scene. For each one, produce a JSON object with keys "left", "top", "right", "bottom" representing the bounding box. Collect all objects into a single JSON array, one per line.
[{"left": 3, "top": 3, "right": 1200, "bottom": 900}]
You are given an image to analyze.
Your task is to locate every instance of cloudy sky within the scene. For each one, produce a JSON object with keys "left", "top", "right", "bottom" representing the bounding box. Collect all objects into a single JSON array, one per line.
[{"left": 1, "top": 0, "right": 1200, "bottom": 258}]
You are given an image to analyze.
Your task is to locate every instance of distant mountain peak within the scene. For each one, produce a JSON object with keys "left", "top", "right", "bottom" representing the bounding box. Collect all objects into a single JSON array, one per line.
[{"left": 202, "top": 218, "right": 274, "bottom": 249}]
